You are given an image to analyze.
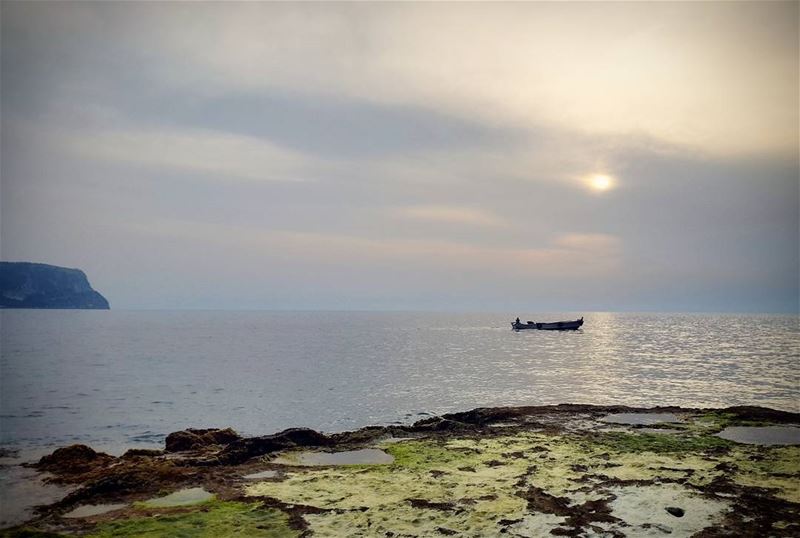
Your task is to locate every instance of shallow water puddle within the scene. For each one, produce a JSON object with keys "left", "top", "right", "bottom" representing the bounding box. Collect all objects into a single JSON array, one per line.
[
  {"left": 62, "top": 503, "right": 128, "bottom": 518},
  {"left": 141, "top": 487, "right": 214, "bottom": 508},
  {"left": 600, "top": 413, "right": 681, "bottom": 426},
  {"left": 274, "top": 448, "right": 394, "bottom": 466},
  {"left": 242, "top": 470, "right": 279, "bottom": 480},
  {"left": 716, "top": 426, "right": 800, "bottom": 446}
]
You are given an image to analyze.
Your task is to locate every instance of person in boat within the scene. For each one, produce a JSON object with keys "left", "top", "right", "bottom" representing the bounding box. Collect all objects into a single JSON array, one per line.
[{"left": 515, "top": 317, "right": 520, "bottom": 325}]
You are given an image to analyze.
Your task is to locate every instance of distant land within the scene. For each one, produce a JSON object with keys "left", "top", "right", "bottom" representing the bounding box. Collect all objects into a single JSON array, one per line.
[{"left": 0, "top": 262, "right": 109, "bottom": 309}]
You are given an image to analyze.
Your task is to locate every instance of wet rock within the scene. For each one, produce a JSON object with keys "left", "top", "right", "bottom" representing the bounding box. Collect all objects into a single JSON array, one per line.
[
  {"left": 329, "top": 426, "right": 394, "bottom": 446},
  {"left": 713, "top": 462, "right": 737, "bottom": 474},
  {"left": 206, "top": 427, "right": 241, "bottom": 445},
  {"left": 165, "top": 427, "right": 241, "bottom": 452},
  {"left": 121, "top": 448, "right": 163, "bottom": 459},
  {"left": 518, "top": 486, "right": 620, "bottom": 534},
  {"left": 722, "top": 406, "right": 800, "bottom": 424},
  {"left": 51, "top": 458, "right": 194, "bottom": 508},
  {"left": 519, "top": 486, "right": 571, "bottom": 516},
  {"left": 215, "top": 428, "right": 331, "bottom": 465},
  {"left": 35, "top": 445, "right": 114, "bottom": 475},
  {"left": 411, "top": 417, "right": 473, "bottom": 432},
  {"left": 665, "top": 506, "right": 685, "bottom": 517},
  {"left": 277, "top": 428, "right": 331, "bottom": 447},
  {"left": 407, "top": 498, "right": 461, "bottom": 512},
  {"left": 441, "top": 408, "right": 508, "bottom": 425},
  {"left": 164, "top": 431, "right": 204, "bottom": 452}
]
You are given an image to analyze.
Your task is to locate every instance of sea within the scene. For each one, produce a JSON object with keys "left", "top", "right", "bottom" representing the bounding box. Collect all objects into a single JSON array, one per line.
[{"left": 1, "top": 310, "right": 798, "bottom": 457}]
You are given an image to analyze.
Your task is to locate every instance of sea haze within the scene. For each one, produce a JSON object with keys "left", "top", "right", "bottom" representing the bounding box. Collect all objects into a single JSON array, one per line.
[{"left": 1, "top": 310, "right": 797, "bottom": 455}]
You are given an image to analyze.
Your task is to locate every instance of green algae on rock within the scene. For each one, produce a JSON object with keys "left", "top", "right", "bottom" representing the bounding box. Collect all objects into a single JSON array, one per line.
[
  {"left": 245, "top": 428, "right": 795, "bottom": 536},
  {"left": 86, "top": 501, "right": 298, "bottom": 538}
]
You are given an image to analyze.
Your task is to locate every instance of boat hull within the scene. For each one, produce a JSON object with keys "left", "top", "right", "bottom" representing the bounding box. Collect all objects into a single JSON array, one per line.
[{"left": 511, "top": 319, "right": 583, "bottom": 331}]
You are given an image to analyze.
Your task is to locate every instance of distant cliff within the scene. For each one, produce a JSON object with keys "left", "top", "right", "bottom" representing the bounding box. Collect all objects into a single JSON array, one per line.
[{"left": 0, "top": 262, "right": 110, "bottom": 309}]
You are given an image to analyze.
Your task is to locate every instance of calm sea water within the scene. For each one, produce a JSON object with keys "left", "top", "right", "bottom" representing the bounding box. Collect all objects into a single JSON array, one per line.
[{"left": 1, "top": 310, "right": 798, "bottom": 455}]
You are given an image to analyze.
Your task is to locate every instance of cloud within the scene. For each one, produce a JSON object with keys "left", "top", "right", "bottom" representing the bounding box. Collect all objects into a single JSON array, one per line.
[
  {"left": 119, "top": 2, "right": 798, "bottom": 157},
  {"left": 124, "top": 217, "right": 622, "bottom": 281},
  {"left": 55, "top": 125, "right": 318, "bottom": 183},
  {"left": 393, "top": 205, "right": 507, "bottom": 227},
  {"left": 2, "top": 2, "right": 796, "bottom": 311}
]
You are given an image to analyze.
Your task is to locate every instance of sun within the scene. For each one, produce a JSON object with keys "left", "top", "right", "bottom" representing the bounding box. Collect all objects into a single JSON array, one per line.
[{"left": 587, "top": 174, "right": 615, "bottom": 192}]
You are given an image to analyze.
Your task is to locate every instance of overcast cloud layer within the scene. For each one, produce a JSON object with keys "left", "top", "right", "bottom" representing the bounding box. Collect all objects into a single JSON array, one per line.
[{"left": 2, "top": 2, "right": 798, "bottom": 312}]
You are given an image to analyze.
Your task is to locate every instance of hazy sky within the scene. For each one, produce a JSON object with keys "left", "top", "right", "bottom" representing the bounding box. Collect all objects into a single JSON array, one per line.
[{"left": 1, "top": 2, "right": 798, "bottom": 312}]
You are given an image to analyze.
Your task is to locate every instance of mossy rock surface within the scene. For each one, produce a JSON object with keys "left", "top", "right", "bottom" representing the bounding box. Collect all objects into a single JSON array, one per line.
[
  {"left": 245, "top": 430, "right": 800, "bottom": 536},
  {"left": 86, "top": 501, "right": 297, "bottom": 538}
]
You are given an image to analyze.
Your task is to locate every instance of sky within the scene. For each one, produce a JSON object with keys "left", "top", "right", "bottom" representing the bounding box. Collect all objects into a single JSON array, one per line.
[{"left": 1, "top": 1, "right": 798, "bottom": 313}]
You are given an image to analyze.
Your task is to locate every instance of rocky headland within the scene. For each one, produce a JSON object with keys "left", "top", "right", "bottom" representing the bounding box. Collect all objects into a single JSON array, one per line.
[
  {"left": 0, "top": 262, "right": 109, "bottom": 309},
  {"left": 2, "top": 404, "right": 799, "bottom": 537}
]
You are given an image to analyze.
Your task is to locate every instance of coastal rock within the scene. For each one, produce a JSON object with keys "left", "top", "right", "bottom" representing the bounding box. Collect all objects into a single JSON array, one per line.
[
  {"left": 0, "top": 262, "right": 109, "bottom": 309},
  {"left": 10, "top": 404, "right": 800, "bottom": 537},
  {"left": 121, "top": 448, "right": 164, "bottom": 459},
  {"left": 410, "top": 417, "right": 474, "bottom": 432},
  {"left": 722, "top": 406, "right": 800, "bottom": 424},
  {"left": 165, "top": 431, "right": 204, "bottom": 452},
  {"left": 165, "top": 428, "right": 241, "bottom": 452},
  {"left": 216, "top": 428, "right": 331, "bottom": 465},
  {"left": 35, "top": 444, "right": 114, "bottom": 475}
]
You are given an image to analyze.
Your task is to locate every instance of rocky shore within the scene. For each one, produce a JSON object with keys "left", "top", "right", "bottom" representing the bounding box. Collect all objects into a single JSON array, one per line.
[{"left": 2, "top": 404, "right": 799, "bottom": 537}]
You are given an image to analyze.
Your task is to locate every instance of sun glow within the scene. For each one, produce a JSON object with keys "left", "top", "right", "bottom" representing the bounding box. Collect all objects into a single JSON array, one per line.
[{"left": 587, "top": 174, "right": 615, "bottom": 192}]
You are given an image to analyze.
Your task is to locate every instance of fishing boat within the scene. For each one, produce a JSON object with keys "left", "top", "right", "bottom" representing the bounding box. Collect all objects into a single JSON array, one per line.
[{"left": 511, "top": 317, "right": 583, "bottom": 331}]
